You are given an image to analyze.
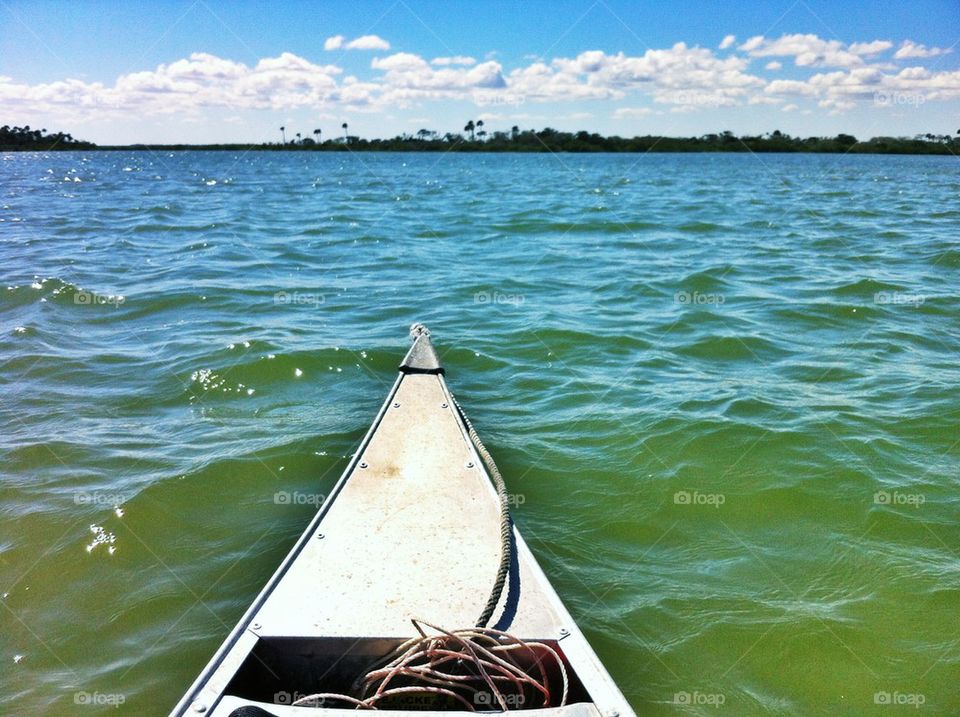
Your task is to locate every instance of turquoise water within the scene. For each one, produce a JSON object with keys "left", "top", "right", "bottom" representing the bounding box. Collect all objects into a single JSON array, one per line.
[{"left": 1, "top": 151, "right": 958, "bottom": 715}]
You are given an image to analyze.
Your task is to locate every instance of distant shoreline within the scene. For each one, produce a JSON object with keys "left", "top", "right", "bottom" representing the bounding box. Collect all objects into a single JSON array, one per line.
[
  {"left": 5, "top": 141, "right": 959, "bottom": 155},
  {"left": 5, "top": 144, "right": 960, "bottom": 155},
  {"left": 3, "top": 125, "right": 959, "bottom": 155}
]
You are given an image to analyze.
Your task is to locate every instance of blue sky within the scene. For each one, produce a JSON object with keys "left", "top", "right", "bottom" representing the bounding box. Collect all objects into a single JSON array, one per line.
[{"left": 1, "top": 0, "right": 958, "bottom": 144}]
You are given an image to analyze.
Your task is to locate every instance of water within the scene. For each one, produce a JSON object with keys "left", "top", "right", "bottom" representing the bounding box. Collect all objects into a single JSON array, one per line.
[{"left": 1, "top": 151, "right": 958, "bottom": 715}]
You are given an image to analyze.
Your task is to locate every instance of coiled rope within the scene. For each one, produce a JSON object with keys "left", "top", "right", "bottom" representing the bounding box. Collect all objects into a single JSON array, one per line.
[{"left": 291, "top": 621, "right": 568, "bottom": 711}]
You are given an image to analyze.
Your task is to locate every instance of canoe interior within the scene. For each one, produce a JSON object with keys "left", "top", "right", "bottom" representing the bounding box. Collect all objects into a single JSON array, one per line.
[{"left": 225, "top": 636, "right": 592, "bottom": 709}]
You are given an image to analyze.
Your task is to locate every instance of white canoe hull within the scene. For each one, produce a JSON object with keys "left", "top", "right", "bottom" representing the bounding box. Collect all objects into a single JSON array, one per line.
[{"left": 170, "top": 329, "right": 635, "bottom": 717}]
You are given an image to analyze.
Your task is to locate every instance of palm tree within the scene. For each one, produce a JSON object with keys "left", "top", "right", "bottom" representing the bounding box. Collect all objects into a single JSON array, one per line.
[
  {"left": 280, "top": 126, "right": 286, "bottom": 144},
  {"left": 314, "top": 128, "right": 322, "bottom": 144},
  {"left": 342, "top": 122, "right": 349, "bottom": 141},
  {"left": 464, "top": 120, "right": 475, "bottom": 141},
  {"left": 476, "top": 120, "right": 485, "bottom": 141},
  {"left": 296, "top": 132, "right": 301, "bottom": 144},
  {"left": 511, "top": 125, "right": 520, "bottom": 140}
]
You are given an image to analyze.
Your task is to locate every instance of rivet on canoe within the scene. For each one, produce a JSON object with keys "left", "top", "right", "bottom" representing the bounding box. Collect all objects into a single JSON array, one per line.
[
  {"left": 466, "top": 461, "right": 475, "bottom": 468},
  {"left": 559, "top": 628, "right": 570, "bottom": 640},
  {"left": 605, "top": 711, "right": 619, "bottom": 717},
  {"left": 441, "top": 402, "right": 448, "bottom": 408},
  {"left": 392, "top": 402, "right": 400, "bottom": 408},
  {"left": 191, "top": 702, "right": 206, "bottom": 713},
  {"left": 316, "top": 533, "right": 325, "bottom": 540},
  {"left": 359, "top": 461, "right": 368, "bottom": 469},
  {"left": 252, "top": 623, "right": 261, "bottom": 631}
]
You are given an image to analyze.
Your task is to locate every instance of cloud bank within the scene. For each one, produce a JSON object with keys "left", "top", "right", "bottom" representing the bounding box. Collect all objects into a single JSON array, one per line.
[{"left": 2, "top": 33, "right": 957, "bottom": 122}]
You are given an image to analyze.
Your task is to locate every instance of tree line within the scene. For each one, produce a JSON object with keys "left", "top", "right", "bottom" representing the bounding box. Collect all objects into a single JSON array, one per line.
[
  {"left": 4, "top": 121, "right": 960, "bottom": 154},
  {"left": 257, "top": 126, "right": 959, "bottom": 154},
  {"left": 0, "top": 125, "right": 96, "bottom": 150}
]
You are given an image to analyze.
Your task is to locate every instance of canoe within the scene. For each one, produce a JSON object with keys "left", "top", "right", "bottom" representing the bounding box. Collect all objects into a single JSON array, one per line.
[{"left": 170, "top": 325, "right": 635, "bottom": 716}]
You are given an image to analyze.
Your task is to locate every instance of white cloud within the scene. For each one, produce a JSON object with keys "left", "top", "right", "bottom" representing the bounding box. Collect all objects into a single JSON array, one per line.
[
  {"left": 432, "top": 56, "right": 477, "bottom": 66},
  {"left": 747, "top": 95, "right": 783, "bottom": 105},
  {"left": 781, "top": 103, "right": 799, "bottom": 112},
  {"left": 763, "top": 62, "right": 960, "bottom": 111},
  {"left": 345, "top": 35, "right": 390, "bottom": 51},
  {"left": 368, "top": 52, "right": 508, "bottom": 109},
  {"left": 849, "top": 40, "right": 893, "bottom": 55},
  {"left": 741, "top": 34, "right": 893, "bottom": 68},
  {"left": 765, "top": 79, "right": 820, "bottom": 97},
  {"left": 765, "top": 61, "right": 782, "bottom": 70},
  {"left": 325, "top": 34, "right": 390, "bottom": 51},
  {"left": 0, "top": 51, "right": 346, "bottom": 116},
  {"left": 613, "top": 107, "right": 653, "bottom": 118},
  {"left": 510, "top": 44, "right": 764, "bottom": 108},
  {"left": 719, "top": 35, "right": 736, "bottom": 50},
  {"left": 894, "top": 40, "right": 952, "bottom": 59},
  {"left": 371, "top": 52, "right": 430, "bottom": 72},
  {"left": 740, "top": 34, "right": 864, "bottom": 67}
]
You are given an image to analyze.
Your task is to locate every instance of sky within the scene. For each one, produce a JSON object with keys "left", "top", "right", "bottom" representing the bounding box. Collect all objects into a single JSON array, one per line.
[{"left": 1, "top": 0, "right": 958, "bottom": 144}]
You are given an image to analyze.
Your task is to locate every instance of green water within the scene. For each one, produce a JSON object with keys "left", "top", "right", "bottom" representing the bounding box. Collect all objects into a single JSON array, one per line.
[{"left": 1, "top": 151, "right": 958, "bottom": 714}]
